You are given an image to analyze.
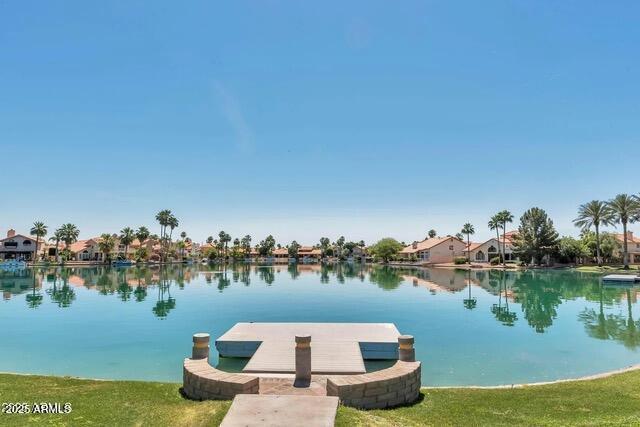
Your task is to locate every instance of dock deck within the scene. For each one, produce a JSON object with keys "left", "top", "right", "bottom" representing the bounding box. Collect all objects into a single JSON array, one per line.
[
  {"left": 215, "top": 322, "right": 401, "bottom": 373},
  {"left": 602, "top": 274, "right": 640, "bottom": 283}
]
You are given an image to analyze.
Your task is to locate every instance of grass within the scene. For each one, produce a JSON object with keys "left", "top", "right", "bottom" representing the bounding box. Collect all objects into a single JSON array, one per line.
[
  {"left": 1, "top": 369, "right": 639, "bottom": 426},
  {"left": 573, "top": 265, "right": 640, "bottom": 274}
]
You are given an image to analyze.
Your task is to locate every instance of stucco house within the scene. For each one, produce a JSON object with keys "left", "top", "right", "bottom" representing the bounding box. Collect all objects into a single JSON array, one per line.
[
  {"left": 399, "top": 236, "right": 466, "bottom": 264},
  {"left": 0, "top": 229, "right": 39, "bottom": 261},
  {"left": 465, "top": 231, "right": 518, "bottom": 263},
  {"left": 614, "top": 231, "right": 640, "bottom": 264}
]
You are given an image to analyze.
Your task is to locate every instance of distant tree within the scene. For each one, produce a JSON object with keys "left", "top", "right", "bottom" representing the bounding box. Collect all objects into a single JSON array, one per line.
[
  {"left": 30, "top": 221, "right": 47, "bottom": 262},
  {"left": 461, "top": 223, "right": 475, "bottom": 264},
  {"left": 288, "top": 241, "right": 300, "bottom": 259},
  {"left": 49, "top": 229, "right": 63, "bottom": 259},
  {"left": 488, "top": 215, "right": 503, "bottom": 262},
  {"left": 319, "top": 237, "right": 331, "bottom": 257},
  {"left": 218, "top": 231, "right": 232, "bottom": 259},
  {"left": 180, "top": 231, "right": 187, "bottom": 241},
  {"left": 497, "top": 210, "right": 514, "bottom": 266},
  {"left": 358, "top": 240, "right": 365, "bottom": 248},
  {"left": 206, "top": 236, "right": 214, "bottom": 245},
  {"left": 455, "top": 233, "right": 464, "bottom": 241},
  {"left": 120, "top": 227, "right": 135, "bottom": 260},
  {"left": 512, "top": 208, "right": 559, "bottom": 265},
  {"left": 98, "top": 233, "right": 117, "bottom": 263},
  {"left": 258, "top": 235, "right": 276, "bottom": 256},
  {"left": 573, "top": 200, "right": 614, "bottom": 266},
  {"left": 369, "top": 238, "right": 403, "bottom": 263},
  {"left": 607, "top": 194, "right": 640, "bottom": 269},
  {"left": 135, "top": 226, "right": 150, "bottom": 247},
  {"left": 59, "top": 223, "right": 80, "bottom": 251},
  {"left": 241, "top": 235, "right": 252, "bottom": 256},
  {"left": 428, "top": 229, "right": 437, "bottom": 239},
  {"left": 558, "top": 236, "right": 589, "bottom": 264}
]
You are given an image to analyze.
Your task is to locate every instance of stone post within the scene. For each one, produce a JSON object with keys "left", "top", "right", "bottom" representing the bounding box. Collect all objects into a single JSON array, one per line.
[
  {"left": 192, "top": 333, "right": 210, "bottom": 360},
  {"left": 295, "top": 335, "right": 311, "bottom": 386},
  {"left": 398, "top": 335, "right": 415, "bottom": 362}
]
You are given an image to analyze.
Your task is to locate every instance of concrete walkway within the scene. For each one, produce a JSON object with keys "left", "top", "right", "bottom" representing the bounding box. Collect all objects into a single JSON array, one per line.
[{"left": 220, "top": 394, "right": 339, "bottom": 427}]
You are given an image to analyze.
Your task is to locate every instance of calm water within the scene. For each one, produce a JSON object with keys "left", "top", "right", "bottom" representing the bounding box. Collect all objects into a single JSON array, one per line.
[{"left": 1, "top": 264, "right": 639, "bottom": 386}]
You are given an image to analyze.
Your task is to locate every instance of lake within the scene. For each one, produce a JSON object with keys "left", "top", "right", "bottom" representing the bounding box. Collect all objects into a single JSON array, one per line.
[{"left": 1, "top": 264, "right": 638, "bottom": 386}]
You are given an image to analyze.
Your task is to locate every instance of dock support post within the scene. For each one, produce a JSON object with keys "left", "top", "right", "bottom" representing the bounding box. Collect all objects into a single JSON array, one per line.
[
  {"left": 192, "top": 333, "right": 210, "bottom": 360},
  {"left": 295, "top": 335, "right": 311, "bottom": 386},
  {"left": 398, "top": 335, "right": 415, "bottom": 362}
]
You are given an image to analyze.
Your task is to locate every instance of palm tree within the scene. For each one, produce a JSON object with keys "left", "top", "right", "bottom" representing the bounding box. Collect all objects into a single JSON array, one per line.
[
  {"left": 497, "top": 210, "right": 514, "bottom": 267},
  {"left": 428, "top": 229, "right": 437, "bottom": 239},
  {"left": 98, "top": 233, "right": 117, "bottom": 263},
  {"left": 607, "top": 194, "right": 640, "bottom": 269},
  {"left": 120, "top": 227, "right": 135, "bottom": 260},
  {"left": 573, "top": 200, "right": 614, "bottom": 266},
  {"left": 167, "top": 215, "right": 179, "bottom": 250},
  {"left": 49, "top": 229, "right": 63, "bottom": 260},
  {"left": 488, "top": 215, "right": 502, "bottom": 263},
  {"left": 219, "top": 231, "right": 231, "bottom": 259},
  {"left": 30, "top": 221, "right": 47, "bottom": 263},
  {"left": 59, "top": 223, "right": 80, "bottom": 252},
  {"left": 461, "top": 223, "right": 475, "bottom": 264},
  {"left": 241, "top": 235, "right": 252, "bottom": 257},
  {"left": 135, "top": 226, "right": 150, "bottom": 247},
  {"left": 155, "top": 210, "right": 172, "bottom": 261}
]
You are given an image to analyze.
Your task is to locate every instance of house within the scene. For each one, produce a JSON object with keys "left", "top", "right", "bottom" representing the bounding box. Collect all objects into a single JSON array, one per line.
[
  {"left": 0, "top": 229, "right": 39, "bottom": 261},
  {"left": 614, "top": 231, "right": 640, "bottom": 264},
  {"left": 398, "top": 236, "right": 466, "bottom": 264},
  {"left": 465, "top": 232, "right": 518, "bottom": 263}
]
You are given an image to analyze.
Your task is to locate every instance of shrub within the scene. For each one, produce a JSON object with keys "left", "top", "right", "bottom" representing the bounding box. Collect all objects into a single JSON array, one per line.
[
  {"left": 490, "top": 256, "right": 501, "bottom": 265},
  {"left": 454, "top": 257, "right": 467, "bottom": 265}
]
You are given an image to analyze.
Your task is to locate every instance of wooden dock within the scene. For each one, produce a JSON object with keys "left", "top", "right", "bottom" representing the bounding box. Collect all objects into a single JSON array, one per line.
[{"left": 215, "top": 322, "right": 401, "bottom": 375}]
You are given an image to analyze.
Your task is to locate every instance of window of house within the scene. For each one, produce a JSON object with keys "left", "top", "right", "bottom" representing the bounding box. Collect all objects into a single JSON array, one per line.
[
  {"left": 488, "top": 245, "right": 497, "bottom": 252},
  {"left": 3, "top": 242, "right": 17, "bottom": 247},
  {"left": 449, "top": 245, "right": 454, "bottom": 250},
  {"left": 23, "top": 240, "right": 32, "bottom": 245}
]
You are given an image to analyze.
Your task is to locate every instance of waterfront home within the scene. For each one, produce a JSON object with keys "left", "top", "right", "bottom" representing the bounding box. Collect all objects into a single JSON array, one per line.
[
  {"left": 399, "top": 236, "right": 466, "bottom": 263},
  {"left": 465, "top": 232, "right": 518, "bottom": 263},
  {"left": 614, "top": 231, "right": 640, "bottom": 264},
  {"left": 0, "top": 229, "right": 38, "bottom": 261}
]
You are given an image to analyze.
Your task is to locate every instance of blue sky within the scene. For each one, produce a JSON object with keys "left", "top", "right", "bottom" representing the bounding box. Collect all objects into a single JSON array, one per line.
[{"left": 1, "top": 1, "right": 639, "bottom": 244}]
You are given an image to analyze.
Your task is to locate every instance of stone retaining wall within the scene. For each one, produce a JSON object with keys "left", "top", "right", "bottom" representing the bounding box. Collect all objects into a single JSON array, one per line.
[
  {"left": 326, "top": 361, "right": 421, "bottom": 409},
  {"left": 183, "top": 358, "right": 259, "bottom": 400}
]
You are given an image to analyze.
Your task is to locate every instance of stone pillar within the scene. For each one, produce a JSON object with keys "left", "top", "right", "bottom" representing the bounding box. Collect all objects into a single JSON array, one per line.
[
  {"left": 192, "top": 333, "right": 210, "bottom": 360},
  {"left": 398, "top": 335, "right": 415, "bottom": 362},
  {"left": 295, "top": 335, "right": 311, "bottom": 385}
]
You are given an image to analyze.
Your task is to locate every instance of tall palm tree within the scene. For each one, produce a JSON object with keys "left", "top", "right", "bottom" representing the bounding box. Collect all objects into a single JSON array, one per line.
[
  {"left": 119, "top": 227, "right": 135, "bottom": 260},
  {"left": 135, "top": 226, "right": 150, "bottom": 247},
  {"left": 59, "top": 223, "right": 80, "bottom": 251},
  {"left": 30, "top": 221, "right": 47, "bottom": 262},
  {"left": 219, "top": 231, "right": 231, "bottom": 259},
  {"left": 49, "top": 229, "right": 63, "bottom": 259},
  {"left": 167, "top": 215, "right": 179, "bottom": 260},
  {"left": 607, "top": 194, "right": 640, "bottom": 269},
  {"left": 488, "top": 215, "right": 502, "bottom": 263},
  {"left": 461, "top": 223, "right": 475, "bottom": 264},
  {"left": 155, "top": 210, "right": 172, "bottom": 261},
  {"left": 497, "top": 210, "right": 514, "bottom": 267},
  {"left": 98, "top": 233, "right": 117, "bottom": 263},
  {"left": 573, "top": 200, "right": 614, "bottom": 266}
]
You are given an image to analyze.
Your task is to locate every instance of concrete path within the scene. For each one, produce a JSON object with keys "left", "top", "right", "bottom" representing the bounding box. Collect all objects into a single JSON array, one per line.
[{"left": 220, "top": 394, "right": 339, "bottom": 427}]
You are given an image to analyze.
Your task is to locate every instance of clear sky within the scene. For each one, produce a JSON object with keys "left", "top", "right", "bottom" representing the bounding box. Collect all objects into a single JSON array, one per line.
[{"left": 2, "top": 1, "right": 639, "bottom": 245}]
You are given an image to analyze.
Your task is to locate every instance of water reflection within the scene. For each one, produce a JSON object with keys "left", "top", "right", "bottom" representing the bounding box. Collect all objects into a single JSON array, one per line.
[{"left": 2, "top": 265, "right": 639, "bottom": 349}]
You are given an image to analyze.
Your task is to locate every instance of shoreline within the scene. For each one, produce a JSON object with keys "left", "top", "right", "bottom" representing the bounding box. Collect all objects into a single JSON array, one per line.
[{"left": 3, "top": 363, "right": 639, "bottom": 389}]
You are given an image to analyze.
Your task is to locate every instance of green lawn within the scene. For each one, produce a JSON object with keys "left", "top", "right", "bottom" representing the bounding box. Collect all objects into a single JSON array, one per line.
[
  {"left": 1, "top": 370, "right": 639, "bottom": 426},
  {"left": 573, "top": 265, "right": 640, "bottom": 274}
]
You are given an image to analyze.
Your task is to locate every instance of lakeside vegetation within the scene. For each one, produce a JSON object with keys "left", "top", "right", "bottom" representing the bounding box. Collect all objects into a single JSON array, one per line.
[
  {"left": 1, "top": 368, "right": 639, "bottom": 426},
  {"left": 17, "top": 192, "right": 640, "bottom": 269}
]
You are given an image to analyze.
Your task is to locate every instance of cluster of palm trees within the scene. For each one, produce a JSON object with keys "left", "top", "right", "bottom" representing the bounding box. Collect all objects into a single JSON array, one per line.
[
  {"left": 574, "top": 194, "right": 640, "bottom": 269},
  {"left": 459, "top": 210, "right": 514, "bottom": 266},
  {"left": 28, "top": 222, "right": 81, "bottom": 261},
  {"left": 155, "top": 210, "right": 179, "bottom": 262}
]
